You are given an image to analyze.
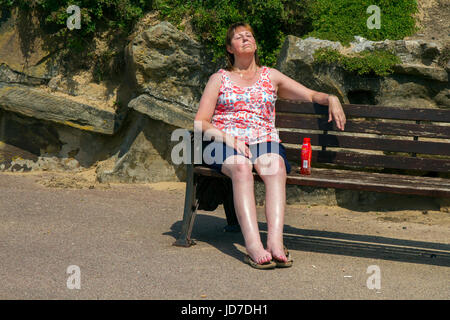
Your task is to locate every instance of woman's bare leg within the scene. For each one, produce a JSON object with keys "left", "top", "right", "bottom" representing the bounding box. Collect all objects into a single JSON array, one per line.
[
  {"left": 221, "top": 155, "right": 272, "bottom": 264},
  {"left": 254, "top": 153, "right": 288, "bottom": 262}
]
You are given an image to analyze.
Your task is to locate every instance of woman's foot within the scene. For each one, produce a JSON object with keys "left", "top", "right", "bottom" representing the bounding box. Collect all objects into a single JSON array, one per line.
[
  {"left": 266, "top": 241, "right": 288, "bottom": 263},
  {"left": 267, "top": 242, "right": 293, "bottom": 268},
  {"left": 246, "top": 243, "right": 273, "bottom": 265}
]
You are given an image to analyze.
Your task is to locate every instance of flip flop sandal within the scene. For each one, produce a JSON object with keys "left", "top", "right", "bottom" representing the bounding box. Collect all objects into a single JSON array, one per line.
[
  {"left": 273, "top": 246, "right": 293, "bottom": 268},
  {"left": 244, "top": 255, "right": 276, "bottom": 270}
]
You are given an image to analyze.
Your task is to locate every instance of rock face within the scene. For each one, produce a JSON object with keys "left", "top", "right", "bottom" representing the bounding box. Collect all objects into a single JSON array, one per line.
[
  {"left": 277, "top": 36, "right": 449, "bottom": 108},
  {"left": 126, "top": 21, "right": 216, "bottom": 129},
  {"left": 0, "top": 8, "right": 63, "bottom": 83},
  {"left": 0, "top": 7, "right": 129, "bottom": 175},
  {"left": 0, "top": 83, "right": 121, "bottom": 134},
  {"left": 0, "top": 107, "right": 114, "bottom": 172},
  {"left": 128, "top": 92, "right": 194, "bottom": 130},
  {"left": 94, "top": 21, "right": 217, "bottom": 183},
  {"left": 0, "top": 16, "right": 212, "bottom": 183},
  {"left": 96, "top": 109, "right": 186, "bottom": 183}
]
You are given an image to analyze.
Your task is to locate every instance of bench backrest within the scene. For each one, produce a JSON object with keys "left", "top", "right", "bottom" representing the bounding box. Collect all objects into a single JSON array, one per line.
[{"left": 275, "top": 100, "right": 450, "bottom": 174}]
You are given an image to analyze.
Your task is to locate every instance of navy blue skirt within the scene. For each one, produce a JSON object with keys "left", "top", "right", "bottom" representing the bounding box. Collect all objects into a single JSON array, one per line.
[{"left": 201, "top": 140, "right": 291, "bottom": 174}]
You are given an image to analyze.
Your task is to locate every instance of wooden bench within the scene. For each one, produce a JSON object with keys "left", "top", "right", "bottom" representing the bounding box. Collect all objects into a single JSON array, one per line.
[{"left": 173, "top": 100, "right": 450, "bottom": 247}]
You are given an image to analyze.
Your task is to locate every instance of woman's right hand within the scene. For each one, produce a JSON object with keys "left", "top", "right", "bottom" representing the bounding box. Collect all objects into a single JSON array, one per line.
[{"left": 225, "top": 135, "right": 252, "bottom": 159}]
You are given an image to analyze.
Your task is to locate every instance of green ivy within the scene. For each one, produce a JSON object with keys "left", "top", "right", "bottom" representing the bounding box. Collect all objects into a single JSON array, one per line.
[{"left": 313, "top": 47, "right": 402, "bottom": 76}]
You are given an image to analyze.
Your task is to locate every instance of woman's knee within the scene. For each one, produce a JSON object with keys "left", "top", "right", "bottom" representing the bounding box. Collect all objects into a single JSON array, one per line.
[
  {"left": 221, "top": 156, "right": 253, "bottom": 180},
  {"left": 255, "top": 154, "right": 286, "bottom": 179}
]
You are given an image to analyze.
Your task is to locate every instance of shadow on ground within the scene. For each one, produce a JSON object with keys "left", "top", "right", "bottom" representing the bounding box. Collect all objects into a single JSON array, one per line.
[{"left": 165, "top": 214, "right": 450, "bottom": 268}]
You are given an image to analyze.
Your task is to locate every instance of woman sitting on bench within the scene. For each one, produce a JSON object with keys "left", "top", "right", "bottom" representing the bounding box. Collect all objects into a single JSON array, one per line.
[{"left": 194, "top": 22, "right": 346, "bottom": 269}]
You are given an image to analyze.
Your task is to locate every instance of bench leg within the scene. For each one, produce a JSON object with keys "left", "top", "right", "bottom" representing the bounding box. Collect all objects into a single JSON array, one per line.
[
  {"left": 222, "top": 179, "right": 241, "bottom": 232},
  {"left": 173, "top": 163, "right": 198, "bottom": 247}
]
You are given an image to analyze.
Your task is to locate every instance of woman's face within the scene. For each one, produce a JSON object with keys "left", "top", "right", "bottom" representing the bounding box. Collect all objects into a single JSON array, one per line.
[{"left": 227, "top": 26, "right": 257, "bottom": 57}]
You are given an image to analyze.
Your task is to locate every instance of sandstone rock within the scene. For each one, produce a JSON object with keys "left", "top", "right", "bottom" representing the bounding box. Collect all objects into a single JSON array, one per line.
[
  {"left": 277, "top": 35, "right": 348, "bottom": 101},
  {"left": 0, "top": 64, "right": 46, "bottom": 85},
  {"left": 0, "top": 108, "right": 61, "bottom": 156},
  {"left": 0, "top": 20, "right": 200, "bottom": 183},
  {"left": 44, "top": 66, "right": 133, "bottom": 117},
  {"left": 0, "top": 140, "right": 38, "bottom": 172},
  {"left": 351, "top": 36, "right": 375, "bottom": 53},
  {"left": 0, "top": 154, "right": 82, "bottom": 173},
  {"left": 47, "top": 72, "right": 119, "bottom": 106},
  {"left": 126, "top": 21, "right": 215, "bottom": 125},
  {"left": 434, "top": 88, "right": 450, "bottom": 107},
  {"left": 0, "top": 8, "right": 63, "bottom": 81},
  {"left": 350, "top": 37, "right": 448, "bottom": 81},
  {"left": 0, "top": 108, "right": 117, "bottom": 171},
  {"left": 128, "top": 93, "right": 194, "bottom": 130},
  {"left": 294, "top": 37, "right": 343, "bottom": 64},
  {"left": 393, "top": 63, "right": 448, "bottom": 82},
  {"left": 96, "top": 110, "right": 185, "bottom": 183},
  {"left": 276, "top": 36, "right": 450, "bottom": 107},
  {"left": 0, "top": 82, "right": 122, "bottom": 135},
  {"left": 377, "top": 78, "right": 436, "bottom": 108},
  {"left": 97, "top": 21, "right": 220, "bottom": 183}
]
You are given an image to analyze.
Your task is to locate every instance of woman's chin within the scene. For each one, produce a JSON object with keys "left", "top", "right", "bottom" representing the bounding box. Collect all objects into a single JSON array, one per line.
[{"left": 237, "top": 49, "right": 256, "bottom": 56}]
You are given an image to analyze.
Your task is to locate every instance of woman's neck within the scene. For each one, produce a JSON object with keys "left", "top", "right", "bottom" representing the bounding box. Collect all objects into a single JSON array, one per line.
[{"left": 233, "top": 56, "right": 257, "bottom": 72}]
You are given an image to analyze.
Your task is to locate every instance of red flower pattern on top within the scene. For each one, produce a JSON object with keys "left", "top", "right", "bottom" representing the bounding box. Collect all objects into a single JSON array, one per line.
[{"left": 210, "top": 66, "right": 281, "bottom": 145}]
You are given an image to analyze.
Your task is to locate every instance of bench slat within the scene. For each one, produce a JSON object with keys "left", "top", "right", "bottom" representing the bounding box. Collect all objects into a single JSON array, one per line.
[
  {"left": 193, "top": 166, "right": 450, "bottom": 198},
  {"left": 279, "top": 131, "right": 450, "bottom": 156},
  {"left": 284, "top": 148, "right": 450, "bottom": 172},
  {"left": 285, "top": 168, "right": 450, "bottom": 198},
  {"left": 276, "top": 101, "right": 450, "bottom": 122},
  {"left": 276, "top": 115, "right": 450, "bottom": 139}
]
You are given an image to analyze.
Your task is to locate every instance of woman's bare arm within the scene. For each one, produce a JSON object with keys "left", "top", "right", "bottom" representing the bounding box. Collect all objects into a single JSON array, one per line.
[
  {"left": 194, "top": 72, "right": 227, "bottom": 141},
  {"left": 269, "top": 68, "right": 346, "bottom": 130}
]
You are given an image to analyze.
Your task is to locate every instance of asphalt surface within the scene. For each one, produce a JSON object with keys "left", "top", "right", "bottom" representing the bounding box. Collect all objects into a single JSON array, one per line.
[{"left": 0, "top": 172, "right": 449, "bottom": 300}]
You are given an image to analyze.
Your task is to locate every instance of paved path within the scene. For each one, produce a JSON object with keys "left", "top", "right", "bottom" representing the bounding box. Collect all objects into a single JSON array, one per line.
[{"left": 0, "top": 172, "right": 449, "bottom": 299}]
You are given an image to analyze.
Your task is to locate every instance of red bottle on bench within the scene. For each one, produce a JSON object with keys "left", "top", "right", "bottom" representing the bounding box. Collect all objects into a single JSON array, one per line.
[{"left": 300, "top": 137, "right": 312, "bottom": 175}]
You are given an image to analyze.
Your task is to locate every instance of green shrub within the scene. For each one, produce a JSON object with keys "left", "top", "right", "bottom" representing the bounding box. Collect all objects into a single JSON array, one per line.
[
  {"left": 313, "top": 47, "right": 402, "bottom": 76},
  {"left": 155, "top": 0, "right": 311, "bottom": 67},
  {"left": 305, "top": 0, "right": 418, "bottom": 45},
  {"left": 0, "top": 0, "right": 153, "bottom": 51},
  {"left": 155, "top": 0, "right": 417, "bottom": 67},
  {"left": 0, "top": 0, "right": 419, "bottom": 74}
]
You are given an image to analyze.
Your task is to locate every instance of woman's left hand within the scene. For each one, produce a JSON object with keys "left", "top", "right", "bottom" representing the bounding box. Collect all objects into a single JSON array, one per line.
[{"left": 328, "top": 95, "right": 346, "bottom": 131}]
